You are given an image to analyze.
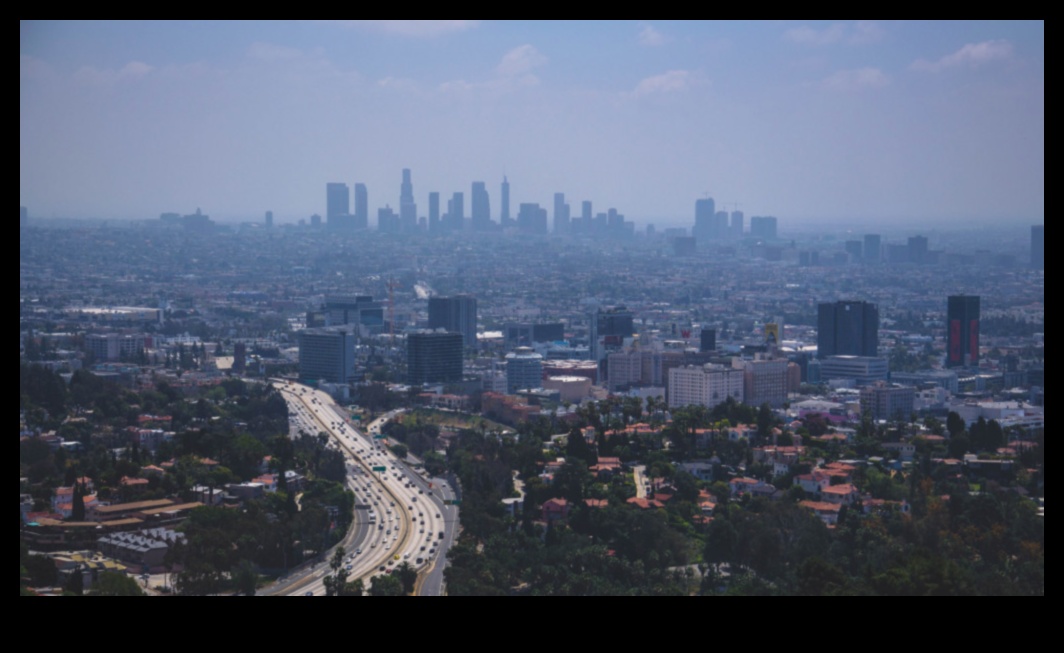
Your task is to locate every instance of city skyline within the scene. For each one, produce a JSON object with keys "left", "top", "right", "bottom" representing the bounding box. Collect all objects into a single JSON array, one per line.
[{"left": 20, "top": 21, "right": 1043, "bottom": 226}]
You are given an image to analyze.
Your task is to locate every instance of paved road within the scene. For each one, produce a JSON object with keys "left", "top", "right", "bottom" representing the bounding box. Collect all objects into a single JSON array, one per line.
[
  {"left": 633, "top": 465, "right": 649, "bottom": 500},
  {"left": 419, "top": 475, "right": 460, "bottom": 597},
  {"left": 269, "top": 383, "right": 452, "bottom": 596}
]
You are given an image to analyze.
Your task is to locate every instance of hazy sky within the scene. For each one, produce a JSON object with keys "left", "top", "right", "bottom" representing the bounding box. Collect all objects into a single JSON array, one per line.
[{"left": 20, "top": 20, "right": 1044, "bottom": 227}]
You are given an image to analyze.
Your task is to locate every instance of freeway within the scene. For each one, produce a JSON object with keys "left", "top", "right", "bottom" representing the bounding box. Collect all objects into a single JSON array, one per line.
[{"left": 272, "top": 382, "right": 451, "bottom": 596}]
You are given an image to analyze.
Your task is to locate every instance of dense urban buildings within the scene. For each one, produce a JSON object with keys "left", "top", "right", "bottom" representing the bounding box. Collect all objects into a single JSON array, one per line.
[{"left": 1032, "top": 225, "right": 1044, "bottom": 270}]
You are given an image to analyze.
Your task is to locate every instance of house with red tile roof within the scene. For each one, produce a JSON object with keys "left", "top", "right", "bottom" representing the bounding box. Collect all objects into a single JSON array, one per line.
[
  {"left": 799, "top": 501, "right": 842, "bottom": 527},
  {"left": 542, "top": 499, "right": 570, "bottom": 523},
  {"left": 729, "top": 477, "right": 776, "bottom": 499},
  {"left": 627, "top": 498, "right": 666, "bottom": 511},
  {"left": 820, "top": 484, "right": 860, "bottom": 506}
]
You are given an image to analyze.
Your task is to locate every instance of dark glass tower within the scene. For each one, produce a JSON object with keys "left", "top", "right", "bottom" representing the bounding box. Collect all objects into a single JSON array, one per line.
[
  {"left": 947, "top": 295, "right": 980, "bottom": 368},
  {"left": 818, "top": 301, "right": 879, "bottom": 358}
]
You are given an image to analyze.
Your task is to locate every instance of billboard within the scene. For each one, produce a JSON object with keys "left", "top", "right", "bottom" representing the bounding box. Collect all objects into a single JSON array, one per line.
[{"left": 765, "top": 323, "right": 781, "bottom": 346}]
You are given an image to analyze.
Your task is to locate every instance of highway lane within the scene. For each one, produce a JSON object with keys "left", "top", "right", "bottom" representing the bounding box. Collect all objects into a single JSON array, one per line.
[
  {"left": 277, "top": 384, "right": 413, "bottom": 595},
  {"left": 274, "top": 383, "right": 451, "bottom": 595}
]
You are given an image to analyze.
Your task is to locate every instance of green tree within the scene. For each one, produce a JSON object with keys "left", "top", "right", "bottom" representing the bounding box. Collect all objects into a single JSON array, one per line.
[
  {"left": 71, "top": 484, "right": 86, "bottom": 522},
  {"left": 397, "top": 563, "right": 418, "bottom": 595},
  {"left": 232, "top": 560, "right": 259, "bottom": 597},
  {"left": 324, "top": 547, "right": 349, "bottom": 597},
  {"left": 94, "top": 571, "right": 146, "bottom": 597},
  {"left": 64, "top": 568, "right": 84, "bottom": 596},
  {"left": 947, "top": 412, "right": 966, "bottom": 439},
  {"left": 368, "top": 574, "right": 404, "bottom": 597}
]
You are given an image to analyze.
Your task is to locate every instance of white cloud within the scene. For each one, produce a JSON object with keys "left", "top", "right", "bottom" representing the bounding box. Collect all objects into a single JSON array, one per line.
[
  {"left": 335, "top": 20, "right": 480, "bottom": 37},
  {"left": 912, "top": 40, "right": 1014, "bottom": 73},
  {"left": 850, "top": 21, "right": 885, "bottom": 45},
  {"left": 247, "top": 42, "right": 305, "bottom": 63},
  {"left": 377, "top": 76, "right": 419, "bottom": 92},
  {"left": 20, "top": 55, "right": 52, "bottom": 81},
  {"left": 787, "top": 21, "right": 884, "bottom": 46},
  {"left": 73, "top": 60, "right": 155, "bottom": 86},
  {"left": 497, "top": 44, "right": 547, "bottom": 78},
  {"left": 439, "top": 45, "right": 547, "bottom": 94},
  {"left": 822, "top": 67, "right": 889, "bottom": 90},
  {"left": 633, "top": 70, "right": 703, "bottom": 97},
  {"left": 638, "top": 25, "right": 667, "bottom": 47},
  {"left": 787, "top": 23, "right": 847, "bottom": 46}
]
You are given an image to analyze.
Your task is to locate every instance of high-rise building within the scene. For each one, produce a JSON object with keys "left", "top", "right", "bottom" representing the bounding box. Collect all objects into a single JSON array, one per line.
[
  {"left": 265, "top": 211, "right": 273, "bottom": 228},
  {"left": 447, "top": 193, "right": 464, "bottom": 231},
  {"left": 506, "top": 347, "right": 544, "bottom": 394},
  {"left": 750, "top": 216, "right": 778, "bottom": 241},
  {"left": 700, "top": 329, "right": 717, "bottom": 353},
  {"left": 582, "top": 201, "right": 593, "bottom": 223},
  {"left": 819, "top": 356, "right": 889, "bottom": 386},
  {"left": 299, "top": 327, "right": 354, "bottom": 385},
  {"left": 607, "top": 350, "right": 664, "bottom": 392},
  {"left": 407, "top": 331, "right": 464, "bottom": 386},
  {"left": 731, "top": 211, "right": 744, "bottom": 238},
  {"left": 668, "top": 364, "right": 745, "bottom": 410},
  {"left": 1032, "top": 225, "right": 1044, "bottom": 270},
  {"left": 743, "top": 359, "right": 790, "bottom": 408},
  {"left": 517, "top": 203, "right": 548, "bottom": 234},
  {"left": 428, "top": 295, "right": 478, "bottom": 349},
  {"left": 428, "top": 192, "right": 441, "bottom": 232},
  {"left": 378, "top": 206, "right": 399, "bottom": 233},
  {"left": 947, "top": 295, "right": 980, "bottom": 369},
  {"left": 354, "top": 183, "right": 368, "bottom": 230},
  {"left": 310, "top": 214, "right": 322, "bottom": 228},
  {"left": 501, "top": 177, "right": 511, "bottom": 226},
  {"left": 863, "top": 235, "right": 882, "bottom": 264},
  {"left": 472, "top": 182, "right": 491, "bottom": 231},
  {"left": 694, "top": 198, "right": 716, "bottom": 241},
  {"left": 845, "top": 241, "right": 864, "bottom": 262},
  {"left": 233, "top": 342, "right": 247, "bottom": 375},
  {"left": 908, "top": 236, "right": 929, "bottom": 265},
  {"left": 85, "top": 334, "right": 147, "bottom": 362},
  {"left": 20, "top": 207, "right": 29, "bottom": 229},
  {"left": 860, "top": 383, "right": 916, "bottom": 422},
  {"left": 400, "top": 169, "right": 417, "bottom": 231},
  {"left": 326, "top": 183, "right": 350, "bottom": 224},
  {"left": 553, "top": 193, "right": 570, "bottom": 234},
  {"left": 818, "top": 301, "right": 879, "bottom": 358},
  {"left": 590, "top": 307, "right": 635, "bottom": 364}
]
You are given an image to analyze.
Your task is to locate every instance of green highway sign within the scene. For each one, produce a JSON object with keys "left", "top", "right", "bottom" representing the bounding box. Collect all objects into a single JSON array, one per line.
[{"left": 373, "top": 467, "right": 387, "bottom": 473}]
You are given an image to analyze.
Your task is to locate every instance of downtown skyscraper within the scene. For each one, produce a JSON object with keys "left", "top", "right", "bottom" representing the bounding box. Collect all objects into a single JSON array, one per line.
[
  {"left": 400, "top": 169, "right": 417, "bottom": 232},
  {"left": 501, "top": 176, "right": 511, "bottom": 227},
  {"left": 472, "top": 182, "right": 492, "bottom": 231}
]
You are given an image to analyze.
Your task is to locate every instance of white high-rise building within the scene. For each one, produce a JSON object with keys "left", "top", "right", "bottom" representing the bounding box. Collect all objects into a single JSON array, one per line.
[{"left": 668, "top": 364, "right": 744, "bottom": 410}]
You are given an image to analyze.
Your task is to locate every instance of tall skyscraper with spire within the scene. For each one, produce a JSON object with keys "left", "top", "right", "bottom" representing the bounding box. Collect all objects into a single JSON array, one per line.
[
  {"left": 400, "top": 169, "right": 417, "bottom": 232},
  {"left": 501, "top": 176, "right": 511, "bottom": 227}
]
